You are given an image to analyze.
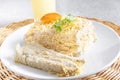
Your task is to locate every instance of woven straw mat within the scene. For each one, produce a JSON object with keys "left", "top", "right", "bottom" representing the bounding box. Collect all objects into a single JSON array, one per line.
[{"left": 0, "top": 17, "right": 120, "bottom": 80}]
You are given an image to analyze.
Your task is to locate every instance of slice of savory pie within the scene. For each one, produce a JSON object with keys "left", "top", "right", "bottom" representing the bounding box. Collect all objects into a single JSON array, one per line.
[
  {"left": 25, "top": 13, "right": 96, "bottom": 56},
  {"left": 14, "top": 43, "right": 85, "bottom": 77}
]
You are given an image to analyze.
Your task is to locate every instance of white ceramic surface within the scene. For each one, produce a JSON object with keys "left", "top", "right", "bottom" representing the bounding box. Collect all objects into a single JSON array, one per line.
[{"left": 0, "top": 21, "right": 120, "bottom": 80}]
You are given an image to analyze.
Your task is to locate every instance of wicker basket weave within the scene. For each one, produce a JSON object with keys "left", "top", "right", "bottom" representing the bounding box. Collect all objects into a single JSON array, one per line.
[{"left": 0, "top": 17, "right": 120, "bottom": 80}]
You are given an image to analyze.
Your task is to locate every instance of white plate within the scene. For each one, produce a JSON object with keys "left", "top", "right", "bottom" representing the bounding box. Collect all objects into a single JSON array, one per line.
[{"left": 0, "top": 21, "right": 120, "bottom": 80}]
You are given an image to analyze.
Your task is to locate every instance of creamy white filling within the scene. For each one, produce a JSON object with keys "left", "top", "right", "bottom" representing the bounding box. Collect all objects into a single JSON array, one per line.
[{"left": 76, "top": 20, "right": 96, "bottom": 54}]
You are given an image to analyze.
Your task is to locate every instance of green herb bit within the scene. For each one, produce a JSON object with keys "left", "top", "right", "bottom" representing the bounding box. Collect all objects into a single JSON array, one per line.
[
  {"left": 53, "top": 14, "right": 75, "bottom": 31},
  {"left": 53, "top": 20, "right": 62, "bottom": 31}
]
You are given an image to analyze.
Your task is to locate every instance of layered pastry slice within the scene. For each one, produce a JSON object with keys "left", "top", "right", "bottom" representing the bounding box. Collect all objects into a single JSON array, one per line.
[
  {"left": 25, "top": 13, "right": 97, "bottom": 56},
  {"left": 14, "top": 43, "right": 85, "bottom": 77}
]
